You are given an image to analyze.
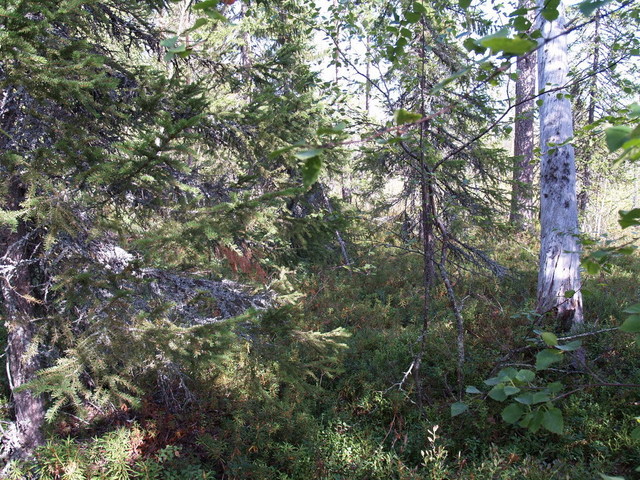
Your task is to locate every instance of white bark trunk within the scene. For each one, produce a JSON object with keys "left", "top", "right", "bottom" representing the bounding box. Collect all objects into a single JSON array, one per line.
[{"left": 536, "top": 0, "right": 584, "bottom": 329}]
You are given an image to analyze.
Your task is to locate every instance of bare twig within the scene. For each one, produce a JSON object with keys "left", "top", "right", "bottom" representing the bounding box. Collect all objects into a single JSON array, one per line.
[
  {"left": 552, "top": 382, "right": 640, "bottom": 402},
  {"left": 309, "top": 1, "right": 635, "bottom": 159}
]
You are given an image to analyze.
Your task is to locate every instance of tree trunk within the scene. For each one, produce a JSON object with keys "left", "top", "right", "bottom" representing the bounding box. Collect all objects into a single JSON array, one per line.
[
  {"left": 1, "top": 179, "right": 46, "bottom": 460},
  {"left": 1, "top": 88, "right": 46, "bottom": 460},
  {"left": 509, "top": 0, "right": 537, "bottom": 229},
  {"left": 320, "top": 187, "right": 352, "bottom": 266},
  {"left": 578, "top": 11, "right": 600, "bottom": 214},
  {"left": 412, "top": 16, "right": 437, "bottom": 408},
  {"left": 365, "top": 35, "right": 371, "bottom": 114},
  {"left": 536, "top": 0, "right": 584, "bottom": 330}
]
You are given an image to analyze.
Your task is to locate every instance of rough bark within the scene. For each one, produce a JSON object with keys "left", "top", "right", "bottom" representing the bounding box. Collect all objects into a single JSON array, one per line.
[
  {"left": 0, "top": 179, "right": 46, "bottom": 460},
  {"left": 536, "top": 0, "right": 584, "bottom": 330},
  {"left": 436, "top": 248, "right": 465, "bottom": 396},
  {"left": 289, "top": 182, "right": 351, "bottom": 265},
  {"left": 316, "top": 187, "right": 351, "bottom": 266},
  {"left": 0, "top": 86, "right": 47, "bottom": 460},
  {"left": 412, "top": 16, "right": 436, "bottom": 408},
  {"left": 578, "top": 11, "right": 600, "bottom": 214},
  {"left": 509, "top": 0, "right": 537, "bottom": 229}
]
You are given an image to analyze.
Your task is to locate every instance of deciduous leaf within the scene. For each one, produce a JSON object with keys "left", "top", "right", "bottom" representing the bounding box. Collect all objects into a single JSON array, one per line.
[
  {"left": 519, "top": 411, "right": 531, "bottom": 427},
  {"left": 556, "top": 340, "right": 582, "bottom": 352},
  {"left": 160, "top": 36, "right": 179, "bottom": 48},
  {"left": 297, "top": 151, "right": 324, "bottom": 187},
  {"left": 294, "top": 149, "right": 324, "bottom": 160},
  {"left": 541, "top": 331, "right": 558, "bottom": 346},
  {"left": 413, "top": 2, "right": 427, "bottom": 14},
  {"left": 541, "top": 0, "right": 560, "bottom": 21},
  {"left": 515, "top": 369, "right": 535, "bottom": 383},
  {"left": 542, "top": 408, "right": 564, "bottom": 434},
  {"left": 532, "top": 392, "right": 551, "bottom": 404},
  {"left": 377, "top": 135, "right": 410, "bottom": 145},
  {"left": 582, "top": 258, "right": 601, "bottom": 275},
  {"left": 488, "top": 385, "right": 507, "bottom": 401},
  {"left": 404, "top": 11, "right": 421, "bottom": 23},
  {"left": 268, "top": 145, "right": 296, "bottom": 159},
  {"left": 465, "top": 386, "right": 481, "bottom": 394},
  {"left": 430, "top": 67, "right": 471, "bottom": 93},
  {"left": 459, "top": 0, "right": 471, "bottom": 8},
  {"left": 394, "top": 109, "right": 422, "bottom": 125},
  {"left": 167, "top": 44, "right": 187, "bottom": 53},
  {"left": 547, "top": 381, "right": 563, "bottom": 394},
  {"left": 509, "top": 7, "right": 528, "bottom": 16},
  {"left": 513, "top": 16, "right": 532, "bottom": 32},
  {"left": 205, "top": 9, "right": 227, "bottom": 21},
  {"left": 623, "top": 303, "right": 640, "bottom": 314},
  {"left": 317, "top": 122, "right": 347, "bottom": 135},
  {"left": 606, "top": 126, "right": 632, "bottom": 152},
  {"left": 481, "top": 36, "right": 536, "bottom": 56},
  {"left": 451, "top": 401, "right": 468, "bottom": 416},
  {"left": 514, "top": 393, "right": 534, "bottom": 405},
  {"left": 535, "top": 349, "right": 563, "bottom": 370},
  {"left": 193, "top": 0, "right": 218, "bottom": 9},
  {"left": 504, "top": 386, "right": 520, "bottom": 396},
  {"left": 618, "top": 209, "right": 640, "bottom": 228},
  {"left": 186, "top": 18, "right": 209, "bottom": 32},
  {"left": 525, "top": 409, "right": 544, "bottom": 432},
  {"left": 502, "top": 403, "right": 524, "bottom": 424},
  {"left": 620, "top": 314, "right": 640, "bottom": 333},
  {"left": 463, "top": 38, "right": 487, "bottom": 54},
  {"left": 578, "top": 0, "right": 614, "bottom": 17},
  {"left": 497, "top": 367, "right": 518, "bottom": 381},
  {"left": 480, "top": 26, "right": 509, "bottom": 40}
]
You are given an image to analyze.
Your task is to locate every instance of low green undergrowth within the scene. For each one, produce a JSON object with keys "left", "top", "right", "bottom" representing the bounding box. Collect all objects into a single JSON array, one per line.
[{"left": 13, "top": 244, "right": 640, "bottom": 479}]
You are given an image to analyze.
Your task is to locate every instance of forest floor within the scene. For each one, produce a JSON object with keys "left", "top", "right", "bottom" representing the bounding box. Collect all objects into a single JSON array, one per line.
[{"left": 5, "top": 238, "right": 640, "bottom": 480}]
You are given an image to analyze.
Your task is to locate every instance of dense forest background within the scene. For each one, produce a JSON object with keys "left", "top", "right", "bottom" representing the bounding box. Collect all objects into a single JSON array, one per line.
[{"left": 1, "top": 0, "right": 639, "bottom": 478}]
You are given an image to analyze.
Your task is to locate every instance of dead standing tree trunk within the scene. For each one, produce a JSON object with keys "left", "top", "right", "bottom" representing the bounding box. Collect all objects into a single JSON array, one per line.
[{"left": 536, "top": 0, "right": 584, "bottom": 330}]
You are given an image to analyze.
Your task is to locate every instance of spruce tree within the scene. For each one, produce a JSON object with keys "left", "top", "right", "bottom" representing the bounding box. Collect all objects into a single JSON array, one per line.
[{"left": 0, "top": 0, "right": 209, "bottom": 459}]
